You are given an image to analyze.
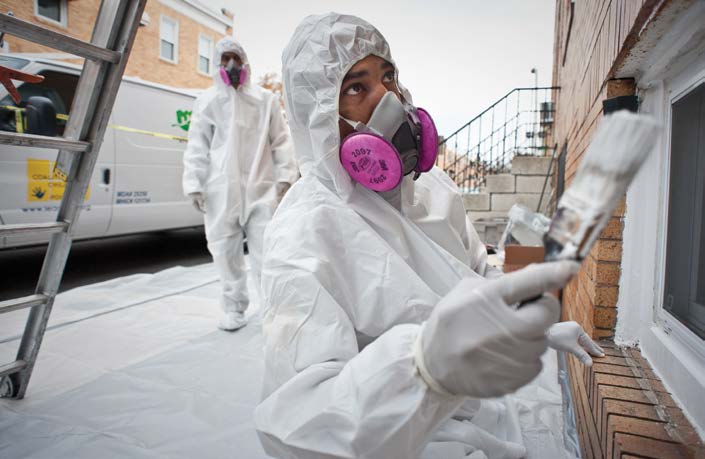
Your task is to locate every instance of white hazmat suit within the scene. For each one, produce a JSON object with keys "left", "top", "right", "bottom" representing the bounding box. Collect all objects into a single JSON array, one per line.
[
  {"left": 182, "top": 38, "right": 298, "bottom": 330},
  {"left": 255, "top": 13, "right": 596, "bottom": 459}
]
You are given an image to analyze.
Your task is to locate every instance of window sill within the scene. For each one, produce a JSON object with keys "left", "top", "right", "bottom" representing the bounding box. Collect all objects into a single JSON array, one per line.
[
  {"left": 159, "top": 57, "right": 178, "bottom": 66},
  {"left": 34, "top": 15, "right": 67, "bottom": 29},
  {"left": 640, "top": 325, "right": 705, "bottom": 438}
]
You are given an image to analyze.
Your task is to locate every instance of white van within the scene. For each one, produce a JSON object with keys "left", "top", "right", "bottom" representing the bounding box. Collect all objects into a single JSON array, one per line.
[{"left": 0, "top": 55, "right": 204, "bottom": 249}]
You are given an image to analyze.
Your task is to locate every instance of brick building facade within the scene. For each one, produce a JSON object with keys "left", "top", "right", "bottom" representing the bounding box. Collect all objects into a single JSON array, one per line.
[
  {"left": 552, "top": 0, "right": 705, "bottom": 456},
  {"left": 0, "top": 0, "right": 231, "bottom": 89}
]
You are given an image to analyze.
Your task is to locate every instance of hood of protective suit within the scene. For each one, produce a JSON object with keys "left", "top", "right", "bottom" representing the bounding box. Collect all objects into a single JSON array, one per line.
[
  {"left": 213, "top": 37, "right": 253, "bottom": 91},
  {"left": 282, "top": 13, "right": 416, "bottom": 199}
]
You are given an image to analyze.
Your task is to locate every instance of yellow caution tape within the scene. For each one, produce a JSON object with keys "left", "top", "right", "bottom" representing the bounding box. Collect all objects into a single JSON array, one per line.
[{"left": 1, "top": 105, "right": 188, "bottom": 142}]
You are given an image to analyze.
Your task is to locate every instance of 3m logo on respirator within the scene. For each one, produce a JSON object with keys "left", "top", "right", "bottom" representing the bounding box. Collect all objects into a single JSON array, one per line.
[{"left": 172, "top": 110, "right": 192, "bottom": 132}]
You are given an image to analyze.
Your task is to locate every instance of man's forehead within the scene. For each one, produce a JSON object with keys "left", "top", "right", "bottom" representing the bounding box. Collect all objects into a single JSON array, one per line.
[{"left": 348, "top": 55, "right": 393, "bottom": 72}]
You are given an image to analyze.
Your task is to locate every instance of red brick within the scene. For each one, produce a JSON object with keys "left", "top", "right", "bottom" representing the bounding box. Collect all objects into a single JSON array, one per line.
[
  {"left": 595, "top": 285, "right": 619, "bottom": 307},
  {"left": 606, "top": 416, "right": 673, "bottom": 458},
  {"left": 612, "top": 196, "right": 627, "bottom": 218},
  {"left": 613, "top": 433, "right": 693, "bottom": 459},
  {"left": 594, "top": 240, "right": 623, "bottom": 262},
  {"left": 594, "top": 305, "right": 617, "bottom": 329},
  {"left": 600, "top": 217, "right": 625, "bottom": 240},
  {"left": 595, "top": 261, "right": 622, "bottom": 286}
]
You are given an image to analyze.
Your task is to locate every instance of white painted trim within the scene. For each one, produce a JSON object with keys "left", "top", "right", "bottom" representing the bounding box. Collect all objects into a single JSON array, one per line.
[
  {"left": 159, "top": 0, "right": 229, "bottom": 34},
  {"left": 159, "top": 15, "right": 179, "bottom": 65},
  {"left": 33, "top": 0, "right": 68, "bottom": 28},
  {"left": 196, "top": 33, "right": 213, "bottom": 77},
  {"left": 619, "top": 17, "right": 705, "bottom": 436},
  {"left": 655, "top": 58, "right": 705, "bottom": 361}
]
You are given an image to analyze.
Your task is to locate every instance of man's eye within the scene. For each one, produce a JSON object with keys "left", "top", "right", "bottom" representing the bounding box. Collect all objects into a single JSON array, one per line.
[
  {"left": 345, "top": 83, "right": 364, "bottom": 96},
  {"left": 382, "top": 71, "right": 395, "bottom": 83}
]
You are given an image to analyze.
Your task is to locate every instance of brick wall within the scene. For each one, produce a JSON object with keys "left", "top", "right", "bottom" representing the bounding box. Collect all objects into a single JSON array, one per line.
[
  {"left": 1, "top": 0, "right": 228, "bottom": 89},
  {"left": 552, "top": 0, "right": 650, "bottom": 337},
  {"left": 552, "top": 0, "right": 704, "bottom": 455},
  {"left": 568, "top": 341, "right": 705, "bottom": 458}
]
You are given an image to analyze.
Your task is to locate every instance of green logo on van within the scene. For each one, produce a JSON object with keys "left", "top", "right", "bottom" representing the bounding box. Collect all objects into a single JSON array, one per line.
[{"left": 172, "top": 110, "right": 192, "bottom": 131}]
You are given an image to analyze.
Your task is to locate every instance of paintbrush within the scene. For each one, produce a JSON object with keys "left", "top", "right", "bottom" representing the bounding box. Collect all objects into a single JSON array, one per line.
[
  {"left": 543, "top": 110, "right": 660, "bottom": 262},
  {"left": 516, "top": 110, "right": 659, "bottom": 307}
]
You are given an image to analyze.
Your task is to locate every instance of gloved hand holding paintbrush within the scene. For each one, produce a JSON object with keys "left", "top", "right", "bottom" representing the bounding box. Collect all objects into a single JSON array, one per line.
[{"left": 414, "top": 110, "right": 659, "bottom": 398}]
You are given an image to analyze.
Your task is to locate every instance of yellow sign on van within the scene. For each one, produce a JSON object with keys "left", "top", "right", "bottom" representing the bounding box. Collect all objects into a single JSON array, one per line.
[{"left": 27, "top": 159, "right": 90, "bottom": 202}]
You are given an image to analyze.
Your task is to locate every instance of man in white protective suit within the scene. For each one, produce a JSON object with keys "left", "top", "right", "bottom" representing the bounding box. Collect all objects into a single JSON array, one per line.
[
  {"left": 182, "top": 37, "right": 298, "bottom": 331},
  {"left": 254, "top": 13, "right": 604, "bottom": 459}
]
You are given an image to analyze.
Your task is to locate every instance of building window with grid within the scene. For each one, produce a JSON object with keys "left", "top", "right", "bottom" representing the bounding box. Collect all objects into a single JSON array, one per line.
[
  {"left": 198, "top": 35, "right": 213, "bottom": 75},
  {"left": 160, "top": 16, "right": 179, "bottom": 63},
  {"left": 35, "top": 0, "right": 68, "bottom": 27}
]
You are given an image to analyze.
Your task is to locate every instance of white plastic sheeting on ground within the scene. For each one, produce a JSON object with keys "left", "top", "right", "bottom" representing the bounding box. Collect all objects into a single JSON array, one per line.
[{"left": 0, "top": 263, "right": 574, "bottom": 458}]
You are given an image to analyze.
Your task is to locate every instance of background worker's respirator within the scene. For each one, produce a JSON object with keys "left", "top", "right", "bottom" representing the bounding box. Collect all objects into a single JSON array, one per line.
[
  {"left": 219, "top": 58, "right": 248, "bottom": 87},
  {"left": 339, "top": 91, "right": 438, "bottom": 192}
]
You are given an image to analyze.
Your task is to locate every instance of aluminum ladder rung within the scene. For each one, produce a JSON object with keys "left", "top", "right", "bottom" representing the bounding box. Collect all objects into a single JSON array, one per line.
[
  {"left": 0, "top": 294, "right": 49, "bottom": 316},
  {"left": 0, "top": 222, "right": 68, "bottom": 237},
  {"left": 0, "top": 14, "right": 120, "bottom": 63},
  {"left": 0, "top": 131, "right": 90, "bottom": 152},
  {"left": 0, "top": 361, "right": 28, "bottom": 379}
]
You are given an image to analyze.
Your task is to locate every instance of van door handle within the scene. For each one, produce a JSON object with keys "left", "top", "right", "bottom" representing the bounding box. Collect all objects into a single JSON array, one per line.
[{"left": 102, "top": 168, "right": 111, "bottom": 185}]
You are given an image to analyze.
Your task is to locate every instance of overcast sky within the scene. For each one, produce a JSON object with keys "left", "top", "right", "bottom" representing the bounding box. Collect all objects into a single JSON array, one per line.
[{"left": 201, "top": 0, "right": 556, "bottom": 137}]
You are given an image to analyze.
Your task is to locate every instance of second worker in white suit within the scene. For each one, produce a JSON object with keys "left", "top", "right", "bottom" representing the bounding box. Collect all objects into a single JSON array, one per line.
[{"left": 183, "top": 37, "right": 298, "bottom": 331}]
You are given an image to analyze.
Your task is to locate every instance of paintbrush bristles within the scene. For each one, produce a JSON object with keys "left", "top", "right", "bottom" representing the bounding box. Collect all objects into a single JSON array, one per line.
[{"left": 576, "top": 110, "right": 660, "bottom": 178}]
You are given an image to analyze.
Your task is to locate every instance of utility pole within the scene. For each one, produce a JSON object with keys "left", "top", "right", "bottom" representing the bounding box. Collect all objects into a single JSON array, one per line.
[{"left": 531, "top": 68, "right": 538, "bottom": 154}]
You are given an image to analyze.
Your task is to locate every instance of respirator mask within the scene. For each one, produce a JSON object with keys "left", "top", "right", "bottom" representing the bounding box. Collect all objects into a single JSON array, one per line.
[
  {"left": 339, "top": 91, "right": 438, "bottom": 192},
  {"left": 219, "top": 58, "right": 248, "bottom": 87}
]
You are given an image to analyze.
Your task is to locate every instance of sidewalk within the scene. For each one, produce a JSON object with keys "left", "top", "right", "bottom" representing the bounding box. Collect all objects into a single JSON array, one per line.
[{"left": 0, "top": 263, "right": 575, "bottom": 458}]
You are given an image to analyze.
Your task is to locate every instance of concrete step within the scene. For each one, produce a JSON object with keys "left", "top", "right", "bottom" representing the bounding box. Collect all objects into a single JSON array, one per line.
[
  {"left": 462, "top": 193, "right": 490, "bottom": 211},
  {"left": 467, "top": 210, "right": 509, "bottom": 221},
  {"left": 511, "top": 156, "right": 551, "bottom": 176},
  {"left": 485, "top": 174, "right": 515, "bottom": 193},
  {"left": 516, "top": 175, "right": 551, "bottom": 193},
  {"left": 471, "top": 217, "right": 508, "bottom": 246},
  {"left": 491, "top": 193, "right": 541, "bottom": 212}
]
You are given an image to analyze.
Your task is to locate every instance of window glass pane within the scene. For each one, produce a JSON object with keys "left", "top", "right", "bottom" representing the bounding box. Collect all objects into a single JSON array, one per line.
[
  {"left": 665, "top": 81, "right": 705, "bottom": 338},
  {"left": 160, "top": 40, "right": 174, "bottom": 61},
  {"left": 160, "top": 18, "right": 176, "bottom": 43},
  {"left": 697, "top": 170, "right": 705, "bottom": 305},
  {"left": 198, "top": 56, "right": 210, "bottom": 74},
  {"left": 38, "top": 0, "right": 61, "bottom": 22},
  {"left": 198, "top": 36, "right": 211, "bottom": 58}
]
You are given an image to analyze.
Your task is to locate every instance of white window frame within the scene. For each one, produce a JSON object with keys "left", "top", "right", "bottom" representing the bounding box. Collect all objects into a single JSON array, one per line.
[
  {"left": 620, "top": 48, "right": 705, "bottom": 438},
  {"left": 159, "top": 15, "right": 179, "bottom": 64},
  {"left": 655, "top": 62, "right": 705, "bottom": 360},
  {"left": 34, "top": 0, "right": 68, "bottom": 28},
  {"left": 197, "top": 34, "right": 213, "bottom": 76}
]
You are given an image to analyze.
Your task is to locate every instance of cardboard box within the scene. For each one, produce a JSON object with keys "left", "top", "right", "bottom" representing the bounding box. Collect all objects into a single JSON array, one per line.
[{"left": 503, "top": 245, "right": 545, "bottom": 273}]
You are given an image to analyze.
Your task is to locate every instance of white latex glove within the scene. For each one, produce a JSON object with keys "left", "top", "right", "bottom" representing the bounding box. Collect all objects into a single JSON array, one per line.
[
  {"left": 546, "top": 320, "right": 605, "bottom": 366},
  {"left": 276, "top": 182, "right": 291, "bottom": 202},
  {"left": 433, "top": 418, "right": 526, "bottom": 459},
  {"left": 188, "top": 192, "right": 205, "bottom": 213},
  {"left": 416, "top": 260, "right": 580, "bottom": 398}
]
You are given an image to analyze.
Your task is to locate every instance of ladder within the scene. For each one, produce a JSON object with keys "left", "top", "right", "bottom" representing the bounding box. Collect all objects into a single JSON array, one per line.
[{"left": 0, "top": 0, "right": 147, "bottom": 399}]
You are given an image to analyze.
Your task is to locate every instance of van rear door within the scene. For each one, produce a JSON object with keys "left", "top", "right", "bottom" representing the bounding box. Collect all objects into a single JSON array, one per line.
[{"left": 0, "top": 61, "right": 114, "bottom": 248}]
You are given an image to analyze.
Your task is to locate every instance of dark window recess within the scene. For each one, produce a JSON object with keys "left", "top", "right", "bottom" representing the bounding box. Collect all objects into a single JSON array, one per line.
[
  {"left": 0, "top": 70, "right": 78, "bottom": 135},
  {"left": 556, "top": 143, "right": 567, "bottom": 202},
  {"left": 664, "top": 81, "right": 705, "bottom": 339},
  {"left": 37, "top": 0, "right": 62, "bottom": 23}
]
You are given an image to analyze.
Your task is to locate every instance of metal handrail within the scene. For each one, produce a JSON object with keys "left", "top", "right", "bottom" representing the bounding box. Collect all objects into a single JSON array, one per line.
[{"left": 437, "top": 86, "right": 559, "bottom": 191}]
